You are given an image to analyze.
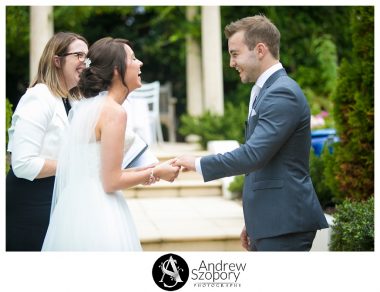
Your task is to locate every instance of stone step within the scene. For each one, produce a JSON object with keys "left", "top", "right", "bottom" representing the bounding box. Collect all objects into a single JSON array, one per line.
[
  {"left": 124, "top": 143, "right": 243, "bottom": 251},
  {"left": 157, "top": 168, "right": 203, "bottom": 181},
  {"left": 155, "top": 152, "right": 210, "bottom": 163},
  {"left": 149, "top": 142, "right": 209, "bottom": 162},
  {"left": 141, "top": 239, "right": 242, "bottom": 251},
  {"left": 127, "top": 196, "right": 245, "bottom": 251},
  {"left": 123, "top": 178, "right": 222, "bottom": 198},
  {"left": 127, "top": 196, "right": 331, "bottom": 251}
]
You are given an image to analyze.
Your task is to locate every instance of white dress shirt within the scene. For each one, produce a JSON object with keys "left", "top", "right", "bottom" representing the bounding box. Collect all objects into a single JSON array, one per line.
[
  {"left": 248, "top": 84, "right": 260, "bottom": 118},
  {"left": 7, "top": 83, "right": 69, "bottom": 181},
  {"left": 195, "top": 63, "right": 284, "bottom": 177}
]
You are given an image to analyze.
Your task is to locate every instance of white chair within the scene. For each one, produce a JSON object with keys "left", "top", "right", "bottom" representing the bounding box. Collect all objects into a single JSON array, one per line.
[{"left": 128, "top": 81, "right": 164, "bottom": 144}]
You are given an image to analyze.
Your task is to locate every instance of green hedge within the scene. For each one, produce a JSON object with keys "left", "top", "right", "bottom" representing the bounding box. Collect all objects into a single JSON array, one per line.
[
  {"left": 6, "top": 98, "right": 13, "bottom": 144},
  {"left": 179, "top": 101, "right": 246, "bottom": 149},
  {"left": 309, "top": 147, "right": 336, "bottom": 209},
  {"left": 326, "top": 7, "right": 374, "bottom": 201},
  {"left": 329, "top": 197, "right": 374, "bottom": 251},
  {"left": 6, "top": 98, "right": 13, "bottom": 174},
  {"left": 228, "top": 175, "right": 244, "bottom": 198}
]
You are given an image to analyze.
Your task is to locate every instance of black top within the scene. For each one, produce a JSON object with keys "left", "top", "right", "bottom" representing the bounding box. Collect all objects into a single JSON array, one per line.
[{"left": 62, "top": 98, "right": 71, "bottom": 116}]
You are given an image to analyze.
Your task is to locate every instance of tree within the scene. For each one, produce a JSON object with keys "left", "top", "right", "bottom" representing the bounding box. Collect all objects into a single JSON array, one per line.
[
  {"left": 6, "top": 6, "right": 355, "bottom": 142},
  {"left": 220, "top": 6, "right": 353, "bottom": 108},
  {"left": 325, "top": 7, "right": 374, "bottom": 201},
  {"left": 6, "top": 6, "right": 30, "bottom": 108},
  {"left": 6, "top": 6, "right": 196, "bottom": 132}
]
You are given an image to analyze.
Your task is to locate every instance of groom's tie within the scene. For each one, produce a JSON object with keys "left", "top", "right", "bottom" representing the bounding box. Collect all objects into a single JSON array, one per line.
[{"left": 248, "top": 84, "right": 260, "bottom": 118}]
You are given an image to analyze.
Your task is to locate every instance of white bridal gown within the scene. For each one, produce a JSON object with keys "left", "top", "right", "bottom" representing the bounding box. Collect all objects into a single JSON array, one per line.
[{"left": 42, "top": 92, "right": 142, "bottom": 251}]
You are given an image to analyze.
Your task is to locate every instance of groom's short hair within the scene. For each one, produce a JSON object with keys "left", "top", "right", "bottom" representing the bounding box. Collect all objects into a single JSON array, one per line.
[{"left": 224, "top": 15, "right": 281, "bottom": 59}]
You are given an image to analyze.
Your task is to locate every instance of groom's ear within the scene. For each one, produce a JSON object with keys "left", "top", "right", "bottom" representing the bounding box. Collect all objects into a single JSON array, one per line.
[{"left": 255, "top": 43, "right": 267, "bottom": 59}]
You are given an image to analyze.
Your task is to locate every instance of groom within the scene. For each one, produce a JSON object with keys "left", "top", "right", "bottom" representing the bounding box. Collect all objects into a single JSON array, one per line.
[{"left": 174, "top": 15, "right": 328, "bottom": 251}]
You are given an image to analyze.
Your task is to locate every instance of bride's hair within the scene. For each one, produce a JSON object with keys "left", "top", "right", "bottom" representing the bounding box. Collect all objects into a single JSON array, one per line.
[{"left": 78, "top": 37, "right": 131, "bottom": 98}]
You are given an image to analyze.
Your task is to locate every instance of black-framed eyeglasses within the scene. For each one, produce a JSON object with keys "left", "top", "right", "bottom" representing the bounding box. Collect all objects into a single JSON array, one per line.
[{"left": 59, "top": 52, "right": 87, "bottom": 62}]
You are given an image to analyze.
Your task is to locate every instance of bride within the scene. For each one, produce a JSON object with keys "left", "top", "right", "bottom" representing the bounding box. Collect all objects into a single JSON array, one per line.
[{"left": 42, "top": 37, "right": 179, "bottom": 251}]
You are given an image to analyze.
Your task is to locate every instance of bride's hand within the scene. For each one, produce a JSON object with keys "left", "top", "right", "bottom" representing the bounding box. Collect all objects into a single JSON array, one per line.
[{"left": 154, "top": 159, "right": 180, "bottom": 182}]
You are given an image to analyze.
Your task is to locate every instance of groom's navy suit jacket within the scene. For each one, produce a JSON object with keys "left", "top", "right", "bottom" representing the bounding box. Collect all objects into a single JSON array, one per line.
[{"left": 201, "top": 69, "right": 329, "bottom": 242}]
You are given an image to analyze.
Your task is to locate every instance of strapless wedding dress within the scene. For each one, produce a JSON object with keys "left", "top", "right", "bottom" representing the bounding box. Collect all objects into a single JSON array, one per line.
[{"left": 42, "top": 93, "right": 142, "bottom": 251}]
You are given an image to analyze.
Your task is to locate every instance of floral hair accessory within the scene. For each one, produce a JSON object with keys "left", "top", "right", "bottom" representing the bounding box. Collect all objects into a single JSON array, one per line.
[{"left": 84, "top": 58, "right": 92, "bottom": 68}]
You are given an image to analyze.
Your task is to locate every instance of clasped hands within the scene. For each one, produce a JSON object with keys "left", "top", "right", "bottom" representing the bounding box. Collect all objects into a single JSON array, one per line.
[{"left": 138, "top": 155, "right": 197, "bottom": 185}]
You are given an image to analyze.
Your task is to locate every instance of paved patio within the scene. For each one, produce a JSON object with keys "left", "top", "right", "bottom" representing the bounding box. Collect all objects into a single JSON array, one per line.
[
  {"left": 127, "top": 195, "right": 332, "bottom": 251},
  {"left": 127, "top": 196, "right": 245, "bottom": 251}
]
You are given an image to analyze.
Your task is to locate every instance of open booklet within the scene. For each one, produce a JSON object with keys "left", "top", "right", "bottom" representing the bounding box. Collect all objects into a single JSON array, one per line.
[{"left": 122, "top": 133, "right": 159, "bottom": 169}]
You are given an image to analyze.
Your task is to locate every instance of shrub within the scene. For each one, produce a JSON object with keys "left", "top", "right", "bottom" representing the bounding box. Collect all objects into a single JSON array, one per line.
[
  {"left": 179, "top": 101, "right": 246, "bottom": 149},
  {"left": 329, "top": 197, "right": 374, "bottom": 251},
  {"left": 6, "top": 98, "right": 13, "bottom": 144},
  {"left": 6, "top": 98, "right": 13, "bottom": 173},
  {"left": 309, "top": 147, "right": 335, "bottom": 209},
  {"left": 326, "top": 7, "right": 374, "bottom": 201},
  {"left": 228, "top": 175, "right": 244, "bottom": 198}
]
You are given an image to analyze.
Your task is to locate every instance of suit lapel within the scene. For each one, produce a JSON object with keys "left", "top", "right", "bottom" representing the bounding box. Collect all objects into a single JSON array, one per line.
[
  {"left": 254, "top": 68, "right": 287, "bottom": 109},
  {"left": 246, "top": 68, "right": 288, "bottom": 139}
]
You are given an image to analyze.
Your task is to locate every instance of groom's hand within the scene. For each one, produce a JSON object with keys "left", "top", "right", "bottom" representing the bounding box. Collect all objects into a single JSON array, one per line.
[{"left": 173, "top": 155, "right": 196, "bottom": 172}]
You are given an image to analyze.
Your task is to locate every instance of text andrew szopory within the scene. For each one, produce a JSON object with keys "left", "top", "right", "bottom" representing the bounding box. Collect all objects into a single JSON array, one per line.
[{"left": 191, "top": 260, "right": 247, "bottom": 285}]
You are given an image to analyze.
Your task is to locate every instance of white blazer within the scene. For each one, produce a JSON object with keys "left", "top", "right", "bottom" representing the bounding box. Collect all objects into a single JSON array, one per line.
[{"left": 7, "top": 83, "right": 69, "bottom": 181}]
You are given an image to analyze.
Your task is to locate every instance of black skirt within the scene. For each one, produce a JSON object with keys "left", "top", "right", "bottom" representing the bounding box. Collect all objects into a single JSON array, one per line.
[{"left": 6, "top": 168, "right": 55, "bottom": 251}]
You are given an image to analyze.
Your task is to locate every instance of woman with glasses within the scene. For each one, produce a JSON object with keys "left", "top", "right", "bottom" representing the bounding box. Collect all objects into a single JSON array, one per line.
[
  {"left": 42, "top": 37, "right": 180, "bottom": 251},
  {"left": 6, "top": 32, "right": 88, "bottom": 251}
]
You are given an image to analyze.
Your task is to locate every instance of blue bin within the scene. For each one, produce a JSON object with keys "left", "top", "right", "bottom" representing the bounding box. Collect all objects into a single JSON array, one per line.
[{"left": 311, "top": 128, "right": 339, "bottom": 156}]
